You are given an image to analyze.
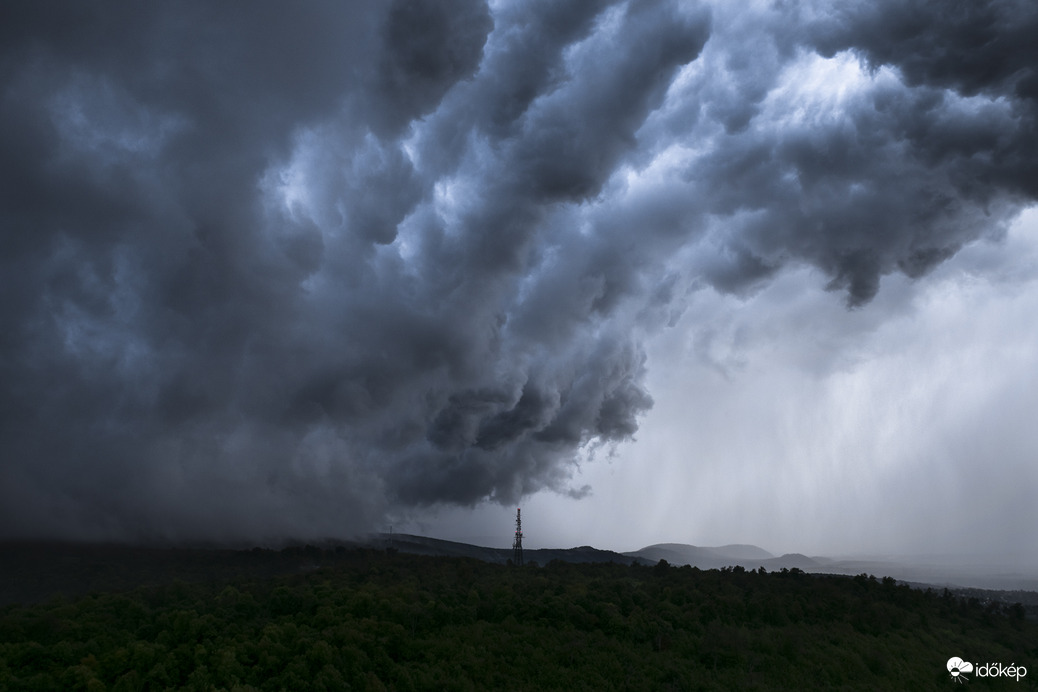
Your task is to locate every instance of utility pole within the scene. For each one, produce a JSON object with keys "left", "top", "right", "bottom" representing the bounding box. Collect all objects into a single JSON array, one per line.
[{"left": 512, "top": 508, "right": 524, "bottom": 566}]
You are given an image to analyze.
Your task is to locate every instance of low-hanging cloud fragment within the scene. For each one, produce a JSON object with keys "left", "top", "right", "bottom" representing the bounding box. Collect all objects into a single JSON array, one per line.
[{"left": 1, "top": 0, "right": 1035, "bottom": 542}]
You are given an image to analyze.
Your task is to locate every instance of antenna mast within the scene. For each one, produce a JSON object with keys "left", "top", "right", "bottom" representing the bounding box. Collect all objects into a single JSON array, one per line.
[{"left": 512, "top": 507, "right": 524, "bottom": 566}]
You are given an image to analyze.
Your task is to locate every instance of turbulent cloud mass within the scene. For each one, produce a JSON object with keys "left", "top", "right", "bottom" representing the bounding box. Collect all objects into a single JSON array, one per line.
[{"left": 1, "top": 0, "right": 1036, "bottom": 545}]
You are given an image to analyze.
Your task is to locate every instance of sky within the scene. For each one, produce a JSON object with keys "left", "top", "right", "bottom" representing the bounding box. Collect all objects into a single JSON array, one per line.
[{"left": 2, "top": 0, "right": 1037, "bottom": 560}]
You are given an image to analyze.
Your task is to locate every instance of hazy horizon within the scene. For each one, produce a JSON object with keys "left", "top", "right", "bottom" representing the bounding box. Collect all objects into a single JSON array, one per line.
[{"left": 2, "top": 1, "right": 1037, "bottom": 566}]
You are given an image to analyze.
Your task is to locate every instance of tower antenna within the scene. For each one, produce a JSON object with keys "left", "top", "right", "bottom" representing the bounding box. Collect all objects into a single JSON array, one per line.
[{"left": 512, "top": 508, "right": 524, "bottom": 566}]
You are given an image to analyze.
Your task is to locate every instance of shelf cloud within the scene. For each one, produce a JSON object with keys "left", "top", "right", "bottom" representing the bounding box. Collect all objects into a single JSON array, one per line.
[{"left": 1, "top": 0, "right": 1035, "bottom": 543}]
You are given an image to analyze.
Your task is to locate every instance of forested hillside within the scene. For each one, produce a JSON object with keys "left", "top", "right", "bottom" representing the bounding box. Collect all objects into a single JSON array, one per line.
[{"left": 1, "top": 550, "right": 1035, "bottom": 690}]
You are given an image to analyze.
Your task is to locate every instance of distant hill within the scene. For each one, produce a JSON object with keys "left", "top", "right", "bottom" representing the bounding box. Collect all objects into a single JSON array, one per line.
[
  {"left": 3, "top": 535, "right": 1036, "bottom": 609},
  {"left": 379, "top": 534, "right": 507, "bottom": 563},
  {"left": 386, "top": 537, "right": 978, "bottom": 579},
  {"left": 623, "top": 543, "right": 776, "bottom": 570},
  {"left": 381, "top": 534, "right": 648, "bottom": 567},
  {"left": 0, "top": 537, "right": 648, "bottom": 606},
  {"left": 381, "top": 536, "right": 788, "bottom": 570},
  {"left": 704, "top": 544, "right": 776, "bottom": 561}
]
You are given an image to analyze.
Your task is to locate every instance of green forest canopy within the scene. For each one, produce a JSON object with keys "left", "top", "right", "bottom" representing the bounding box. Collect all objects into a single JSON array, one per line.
[{"left": 2, "top": 549, "right": 1036, "bottom": 691}]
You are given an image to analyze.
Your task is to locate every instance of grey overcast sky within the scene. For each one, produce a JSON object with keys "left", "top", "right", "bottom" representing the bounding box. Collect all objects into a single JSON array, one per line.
[{"left": 2, "top": 0, "right": 1037, "bottom": 558}]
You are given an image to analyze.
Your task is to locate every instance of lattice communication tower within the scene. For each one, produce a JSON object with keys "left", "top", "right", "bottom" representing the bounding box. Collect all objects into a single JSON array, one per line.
[{"left": 512, "top": 507, "right": 524, "bottom": 566}]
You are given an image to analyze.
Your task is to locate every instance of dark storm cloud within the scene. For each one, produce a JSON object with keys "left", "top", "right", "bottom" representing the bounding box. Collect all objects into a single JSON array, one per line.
[
  {"left": 713, "top": 0, "right": 1038, "bottom": 304},
  {"left": 810, "top": 1, "right": 1038, "bottom": 99},
  {"left": 1, "top": 0, "right": 1036, "bottom": 541}
]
